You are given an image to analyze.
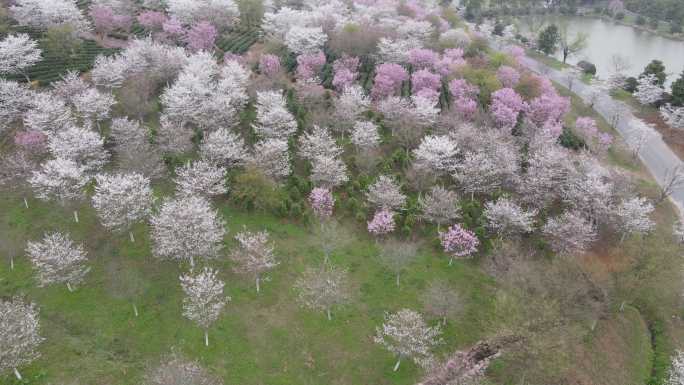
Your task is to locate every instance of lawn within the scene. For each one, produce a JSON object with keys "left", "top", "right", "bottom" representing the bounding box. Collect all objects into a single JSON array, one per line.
[{"left": 0, "top": 191, "right": 498, "bottom": 385}]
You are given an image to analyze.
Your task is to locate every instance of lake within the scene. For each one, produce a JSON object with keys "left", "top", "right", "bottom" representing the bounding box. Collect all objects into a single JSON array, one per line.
[{"left": 516, "top": 15, "right": 684, "bottom": 86}]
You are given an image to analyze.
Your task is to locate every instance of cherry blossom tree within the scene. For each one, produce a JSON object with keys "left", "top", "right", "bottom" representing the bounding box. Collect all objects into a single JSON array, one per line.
[
  {"left": 372, "top": 63, "right": 409, "bottom": 100},
  {"left": 179, "top": 267, "right": 228, "bottom": 346},
  {"left": 29, "top": 158, "right": 88, "bottom": 221},
  {"left": 439, "top": 224, "right": 479, "bottom": 264},
  {"left": 253, "top": 90, "right": 298, "bottom": 139},
  {"left": 448, "top": 79, "right": 479, "bottom": 101},
  {"left": 332, "top": 56, "right": 359, "bottom": 90},
  {"left": 411, "top": 69, "right": 441, "bottom": 94},
  {"left": 379, "top": 239, "right": 418, "bottom": 287},
  {"left": 294, "top": 264, "right": 351, "bottom": 320},
  {"left": 0, "top": 34, "right": 42, "bottom": 83},
  {"left": 90, "top": 5, "right": 132, "bottom": 37},
  {"left": 660, "top": 104, "right": 684, "bottom": 132},
  {"left": 249, "top": 139, "right": 291, "bottom": 180},
  {"left": 310, "top": 155, "right": 348, "bottom": 188},
  {"left": 309, "top": 187, "right": 334, "bottom": 219},
  {"left": 418, "top": 339, "right": 505, "bottom": 385},
  {"left": 26, "top": 232, "right": 90, "bottom": 291},
  {"left": 412, "top": 135, "right": 459, "bottom": 175},
  {"left": 420, "top": 279, "right": 462, "bottom": 325},
  {"left": 490, "top": 87, "right": 525, "bottom": 131},
  {"left": 259, "top": 53, "right": 281, "bottom": 77},
  {"left": 368, "top": 209, "right": 396, "bottom": 238},
  {"left": 667, "top": 350, "right": 684, "bottom": 385},
  {"left": 52, "top": 71, "right": 88, "bottom": 101},
  {"left": 298, "top": 125, "right": 341, "bottom": 160},
  {"left": 374, "top": 309, "right": 442, "bottom": 371},
  {"left": 285, "top": 25, "right": 327, "bottom": 55},
  {"left": 525, "top": 91, "right": 570, "bottom": 129},
  {"left": 351, "top": 121, "right": 380, "bottom": 151},
  {"left": 145, "top": 352, "right": 222, "bottom": 385},
  {"left": 10, "top": 0, "right": 91, "bottom": 32},
  {"left": 71, "top": 88, "right": 116, "bottom": 129},
  {"left": 47, "top": 125, "right": 109, "bottom": 172},
  {"left": 496, "top": 66, "right": 520, "bottom": 88},
  {"left": 296, "top": 51, "right": 326, "bottom": 81},
  {"left": 150, "top": 195, "right": 226, "bottom": 268},
  {"left": 634, "top": 74, "right": 664, "bottom": 105},
  {"left": 230, "top": 229, "right": 278, "bottom": 293},
  {"left": 418, "top": 186, "right": 460, "bottom": 229},
  {"left": 23, "top": 93, "right": 74, "bottom": 134},
  {"left": 366, "top": 175, "right": 406, "bottom": 210},
  {"left": 0, "top": 298, "right": 44, "bottom": 381},
  {"left": 174, "top": 160, "right": 227, "bottom": 198},
  {"left": 542, "top": 210, "right": 597, "bottom": 256},
  {"left": 92, "top": 172, "right": 154, "bottom": 242},
  {"left": 166, "top": 0, "right": 239, "bottom": 27},
  {"left": 110, "top": 117, "right": 165, "bottom": 179},
  {"left": 483, "top": 198, "right": 536, "bottom": 238},
  {"left": 185, "top": 21, "right": 217, "bottom": 52},
  {"left": 333, "top": 85, "right": 370, "bottom": 130},
  {"left": 199, "top": 127, "right": 248, "bottom": 168},
  {"left": 454, "top": 97, "right": 478, "bottom": 121},
  {"left": 0, "top": 80, "right": 34, "bottom": 133},
  {"left": 613, "top": 196, "right": 655, "bottom": 241},
  {"left": 137, "top": 10, "right": 168, "bottom": 32}
]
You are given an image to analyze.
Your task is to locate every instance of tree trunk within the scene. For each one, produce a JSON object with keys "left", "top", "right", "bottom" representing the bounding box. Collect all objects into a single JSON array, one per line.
[
  {"left": 73, "top": 210, "right": 79, "bottom": 223},
  {"left": 449, "top": 257, "right": 453, "bottom": 266},
  {"left": 443, "top": 316, "right": 447, "bottom": 325},
  {"left": 129, "top": 231, "right": 135, "bottom": 243},
  {"left": 327, "top": 308, "right": 332, "bottom": 321},
  {"left": 189, "top": 256, "right": 195, "bottom": 270},
  {"left": 133, "top": 303, "right": 139, "bottom": 317},
  {"left": 256, "top": 276, "right": 260, "bottom": 293},
  {"left": 23, "top": 197, "right": 28, "bottom": 208},
  {"left": 204, "top": 330, "right": 209, "bottom": 347},
  {"left": 393, "top": 358, "right": 401, "bottom": 372},
  {"left": 563, "top": 49, "right": 568, "bottom": 64},
  {"left": 67, "top": 282, "right": 73, "bottom": 292},
  {"left": 10, "top": 256, "right": 14, "bottom": 270},
  {"left": 13, "top": 368, "right": 22, "bottom": 380}
]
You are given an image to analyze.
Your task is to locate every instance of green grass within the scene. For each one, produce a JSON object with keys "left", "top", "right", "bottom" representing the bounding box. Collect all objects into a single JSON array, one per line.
[{"left": 0, "top": 192, "right": 497, "bottom": 384}]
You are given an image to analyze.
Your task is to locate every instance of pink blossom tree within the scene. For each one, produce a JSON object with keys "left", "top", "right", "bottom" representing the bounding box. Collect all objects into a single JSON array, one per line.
[
  {"left": 454, "top": 97, "right": 478, "bottom": 121},
  {"left": 90, "top": 5, "right": 132, "bottom": 37},
  {"left": 367, "top": 209, "right": 395, "bottom": 238},
  {"left": 411, "top": 69, "right": 441, "bottom": 94},
  {"left": 525, "top": 91, "right": 570, "bottom": 128},
  {"left": 309, "top": 187, "right": 334, "bottom": 219},
  {"left": 408, "top": 48, "right": 439, "bottom": 70},
  {"left": 332, "top": 56, "right": 359, "bottom": 90},
  {"left": 296, "top": 51, "right": 326, "bottom": 81},
  {"left": 448, "top": 78, "right": 479, "bottom": 100},
  {"left": 439, "top": 224, "right": 479, "bottom": 264},
  {"left": 137, "top": 10, "right": 168, "bottom": 32},
  {"left": 372, "top": 63, "right": 409, "bottom": 100},
  {"left": 490, "top": 88, "right": 525, "bottom": 131},
  {"left": 185, "top": 21, "right": 217, "bottom": 52},
  {"left": 496, "top": 66, "right": 520, "bottom": 88},
  {"left": 259, "top": 54, "right": 281, "bottom": 77}
]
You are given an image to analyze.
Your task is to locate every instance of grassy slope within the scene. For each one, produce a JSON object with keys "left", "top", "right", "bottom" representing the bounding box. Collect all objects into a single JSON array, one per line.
[{"left": 0, "top": 191, "right": 497, "bottom": 385}]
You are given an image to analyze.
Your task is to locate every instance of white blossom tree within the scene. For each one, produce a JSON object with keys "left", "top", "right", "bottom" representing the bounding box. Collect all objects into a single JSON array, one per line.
[
  {"left": 71, "top": 88, "right": 116, "bottom": 129},
  {"left": 284, "top": 25, "right": 327, "bottom": 55},
  {"left": 613, "top": 196, "right": 655, "bottom": 241},
  {"left": 310, "top": 155, "right": 349, "bottom": 188},
  {"left": 294, "top": 264, "right": 351, "bottom": 320},
  {"left": 366, "top": 175, "right": 406, "bottom": 211},
  {"left": 110, "top": 117, "right": 166, "bottom": 179},
  {"left": 150, "top": 195, "right": 226, "bottom": 267},
  {"left": 350, "top": 121, "right": 380, "bottom": 150},
  {"left": 378, "top": 239, "right": 419, "bottom": 287},
  {"left": 47, "top": 125, "right": 109, "bottom": 172},
  {"left": 23, "top": 93, "right": 74, "bottom": 134},
  {"left": 145, "top": 352, "right": 223, "bottom": 385},
  {"left": 249, "top": 139, "right": 291, "bottom": 180},
  {"left": 542, "top": 210, "right": 597, "bottom": 256},
  {"left": 230, "top": 229, "right": 278, "bottom": 293},
  {"left": 413, "top": 135, "right": 459, "bottom": 175},
  {"left": 179, "top": 267, "right": 228, "bottom": 347},
  {"left": 52, "top": 71, "right": 89, "bottom": 101},
  {"left": 667, "top": 350, "right": 684, "bottom": 385},
  {"left": 200, "top": 127, "right": 249, "bottom": 168},
  {"left": 26, "top": 232, "right": 90, "bottom": 291},
  {"left": 660, "top": 104, "right": 684, "bottom": 132},
  {"left": 174, "top": 160, "right": 227, "bottom": 198},
  {"left": 0, "top": 34, "right": 42, "bottom": 83},
  {"left": 0, "top": 298, "right": 44, "bottom": 381},
  {"left": 483, "top": 198, "right": 536, "bottom": 238},
  {"left": 418, "top": 186, "right": 460, "bottom": 229},
  {"left": 10, "top": 0, "right": 91, "bottom": 32},
  {"left": 0, "top": 79, "right": 34, "bottom": 133},
  {"left": 92, "top": 172, "right": 154, "bottom": 242},
  {"left": 334, "top": 86, "right": 370, "bottom": 131},
  {"left": 29, "top": 157, "right": 88, "bottom": 221},
  {"left": 374, "top": 309, "right": 442, "bottom": 371},
  {"left": 419, "top": 279, "right": 463, "bottom": 325},
  {"left": 167, "top": 0, "right": 239, "bottom": 27},
  {"left": 634, "top": 74, "right": 664, "bottom": 105},
  {"left": 298, "top": 125, "right": 342, "bottom": 160},
  {"left": 253, "top": 90, "right": 298, "bottom": 139}
]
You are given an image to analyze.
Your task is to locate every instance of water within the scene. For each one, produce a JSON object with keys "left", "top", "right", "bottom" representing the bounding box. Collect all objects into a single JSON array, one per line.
[{"left": 516, "top": 15, "right": 684, "bottom": 86}]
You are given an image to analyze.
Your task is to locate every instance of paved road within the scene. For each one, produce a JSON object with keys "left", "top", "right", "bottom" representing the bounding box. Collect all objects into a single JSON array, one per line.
[{"left": 493, "top": 40, "right": 684, "bottom": 214}]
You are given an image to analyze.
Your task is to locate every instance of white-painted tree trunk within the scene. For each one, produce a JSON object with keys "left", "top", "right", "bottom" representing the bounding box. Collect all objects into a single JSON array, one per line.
[
  {"left": 204, "top": 330, "right": 209, "bottom": 346},
  {"left": 256, "top": 276, "right": 260, "bottom": 293},
  {"left": 67, "top": 282, "right": 73, "bottom": 292},
  {"left": 10, "top": 256, "right": 14, "bottom": 271},
  {"left": 129, "top": 231, "right": 135, "bottom": 243},
  {"left": 396, "top": 273, "right": 400, "bottom": 287},
  {"left": 73, "top": 210, "right": 79, "bottom": 223},
  {"left": 13, "top": 367, "right": 22, "bottom": 380},
  {"left": 189, "top": 256, "right": 195, "bottom": 270},
  {"left": 327, "top": 308, "right": 332, "bottom": 320},
  {"left": 23, "top": 197, "right": 28, "bottom": 208},
  {"left": 393, "top": 358, "right": 401, "bottom": 372},
  {"left": 449, "top": 257, "right": 453, "bottom": 266},
  {"left": 133, "top": 303, "right": 139, "bottom": 317}
]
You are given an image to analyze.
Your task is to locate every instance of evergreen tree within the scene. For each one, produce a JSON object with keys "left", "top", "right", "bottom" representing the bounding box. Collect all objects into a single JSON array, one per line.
[
  {"left": 671, "top": 70, "right": 684, "bottom": 106},
  {"left": 537, "top": 25, "right": 560, "bottom": 56},
  {"left": 641, "top": 59, "right": 667, "bottom": 86}
]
